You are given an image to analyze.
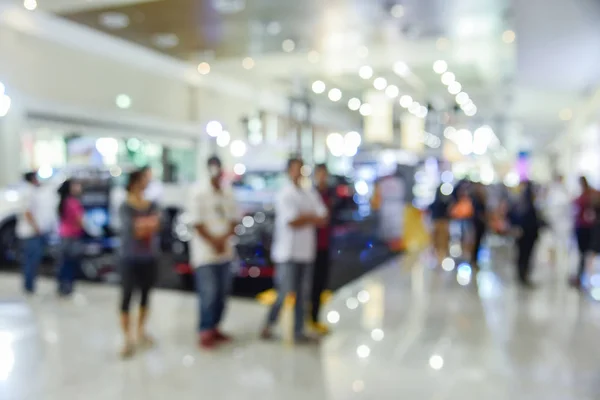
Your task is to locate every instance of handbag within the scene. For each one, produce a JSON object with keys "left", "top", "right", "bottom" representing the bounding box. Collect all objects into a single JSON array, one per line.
[{"left": 450, "top": 198, "right": 474, "bottom": 219}]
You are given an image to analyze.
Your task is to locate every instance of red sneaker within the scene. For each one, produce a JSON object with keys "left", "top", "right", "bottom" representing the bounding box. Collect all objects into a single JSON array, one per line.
[
  {"left": 214, "top": 329, "right": 232, "bottom": 342},
  {"left": 199, "top": 331, "right": 216, "bottom": 350}
]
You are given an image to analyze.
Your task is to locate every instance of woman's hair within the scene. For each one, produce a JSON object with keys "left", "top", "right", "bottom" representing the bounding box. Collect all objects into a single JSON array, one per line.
[
  {"left": 580, "top": 176, "right": 589, "bottom": 190},
  {"left": 57, "top": 179, "right": 75, "bottom": 218},
  {"left": 126, "top": 170, "right": 144, "bottom": 192}
]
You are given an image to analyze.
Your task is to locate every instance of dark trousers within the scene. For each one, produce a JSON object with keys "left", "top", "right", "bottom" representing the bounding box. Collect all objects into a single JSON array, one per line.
[
  {"left": 472, "top": 222, "right": 485, "bottom": 264},
  {"left": 57, "top": 237, "right": 81, "bottom": 296},
  {"left": 120, "top": 259, "right": 158, "bottom": 313},
  {"left": 22, "top": 236, "right": 45, "bottom": 293},
  {"left": 516, "top": 235, "right": 537, "bottom": 283},
  {"left": 266, "top": 262, "right": 310, "bottom": 337},
  {"left": 575, "top": 227, "right": 592, "bottom": 280},
  {"left": 311, "top": 249, "right": 331, "bottom": 323},
  {"left": 195, "top": 262, "right": 232, "bottom": 332}
]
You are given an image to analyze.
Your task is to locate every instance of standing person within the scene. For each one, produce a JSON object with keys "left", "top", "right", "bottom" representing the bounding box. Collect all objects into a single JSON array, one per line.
[
  {"left": 309, "top": 164, "right": 333, "bottom": 335},
  {"left": 189, "top": 156, "right": 239, "bottom": 350},
  {"left": 56, "top": 179, "right": 84, "bottom": 296},
  {"left": 509, "top": 181, "right": 542, "bottom": 288},
  {"left": 261, "top": 157, "right": 328, "bottom": 343},
  {"left": 450, "top": 184, "right": 475, "bottom": 257},
  {"left": 545, "top": 175, "right": 573, "bottom": 267},
  {"left": 471, "top": 183, "right": 488, "bottom": 269},
  {"left": 571, "top": 176, "right": 594, "bottom": 288},
  {"left": 429, "top": 184, "right": 451, "bottom": 264},
  {"left": 17, "top": 171, "right": 53, "bottom": 294},
  {"left": 118, "top": 170, "right": 161, "bottom": 358}
]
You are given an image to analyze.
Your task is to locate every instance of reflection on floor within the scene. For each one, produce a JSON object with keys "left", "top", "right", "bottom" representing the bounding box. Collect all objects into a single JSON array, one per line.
[{"left": 1, "top": 249, "right": 600, "bottom": 400}]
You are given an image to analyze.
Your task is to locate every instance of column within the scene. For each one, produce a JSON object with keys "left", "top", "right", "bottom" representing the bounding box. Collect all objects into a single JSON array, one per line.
[
  {"left": 0, "top": 90, "right": 24, "bottom": 187},
  {"left": 363, "top": 90, "right": 393, "bottom": 145}
]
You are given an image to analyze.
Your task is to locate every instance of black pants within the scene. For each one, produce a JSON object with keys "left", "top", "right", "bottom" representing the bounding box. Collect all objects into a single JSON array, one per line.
[
  {"left": 575, "top": 227, "right": 592, "bottom": 279},
  {"left": 516, "top": 236, "right": 537, "bottom": 283},
  {"left": 120, "top": 259, "right": 157, "bottom": 313},
  {"left": 310, "top": 249, "right": 331, "bottom": 323},
  {"left": 472, "top": 222, "right": 486, "bottom": 264}
]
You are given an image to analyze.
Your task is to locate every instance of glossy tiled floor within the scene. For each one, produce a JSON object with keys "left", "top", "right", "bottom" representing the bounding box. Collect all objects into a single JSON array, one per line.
[{"left": 1, "top": 245, "right": 600, "bottom": 400}]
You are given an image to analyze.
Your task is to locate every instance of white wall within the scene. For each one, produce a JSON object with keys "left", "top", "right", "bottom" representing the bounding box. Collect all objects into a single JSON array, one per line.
[{"left": 0, "top": 26, "right": 192, "bottom": 124}]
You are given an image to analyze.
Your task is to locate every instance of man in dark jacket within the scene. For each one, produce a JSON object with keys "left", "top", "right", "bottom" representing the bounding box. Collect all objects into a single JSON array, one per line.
[{"left": 310, "top": 164, "right": 334, "bottom": 334}]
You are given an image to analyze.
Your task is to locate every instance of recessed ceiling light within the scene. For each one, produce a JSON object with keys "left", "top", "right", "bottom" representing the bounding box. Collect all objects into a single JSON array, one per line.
[
  {"left": 307, "top": 50, "right": 320, "bottom": 64},
  {"left": 116, "top": 94, "right": 132, "bottom": 109},
  {"left": 282, "top": 39, "right": 295, "bottom": 52},
  {"left": 399, "top": 95, "right": 413, "bottom": 108},
  {"left": 152, "top": 33, "right": 179, "bottom": 49},
  {"left": 99, "top": 12, "right": 130, "bottom": 30},
  {"left": 433, "top": 60, "right": 448, "bottom": 74},
  {"left": 328, "top": 88, "right": 342, "bottom": 102},
  {"left": 409, "top": 102, "right": 420, "bottom": 114},
  {"left": 393, "top": 61, "right": 409, "bottom": 77},
  {"left": 359, "top": 103, "right": 372, "bottom": 116},
  {"left": 448, "top": 81, "right": 462, "bottom": 95},
  {"left": 348, "top": 98, "right": 361, "bottom": 111},
  {"left": 390, "top": 4, "right": 405, "bottom": 18},
  {"left": 312, "top": 80, "right": 326, "bottom": 94},
  {"left": 23, "top": 0, "right": 37, "bottom": 11},
  {"left": 373, "top": 77, "right": 388, "bottom": 90},
  {"left": 197, "top": 62, "right": 211, "bottom": 75},
  {"left": 358, "top": 65, "right": 373, "bottom": 79},
  {"left": 441, "top": 71, "right": 456, "bottom": 85},
  {"left": 502, "top": 30, "right": 516, "bottom": 44},
  {"left": 385, "top": 85, "right": 399, "bottom": 98},
  {"left": 465, "top": 106, "right": 477, "bottom": 117},
  {"left": 242, "top": 57, "right": 255, "bottom": 69},
  {"left": 559, "top": 108, "right": 573, "bottom": 121},
  {"left": 455, "top": 92, "right": 469, "bottom": 105}
]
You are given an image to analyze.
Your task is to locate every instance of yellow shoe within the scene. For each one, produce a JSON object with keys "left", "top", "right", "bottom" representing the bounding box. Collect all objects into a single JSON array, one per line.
[{"left": 309, "top": 321, "right": 330, "bottom": 335}]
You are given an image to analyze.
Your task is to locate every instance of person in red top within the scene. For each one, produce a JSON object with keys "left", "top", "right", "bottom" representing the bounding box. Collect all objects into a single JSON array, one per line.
[
  {"left": 310, "top": 164, "right": 334, "bottom": 334},
  {"left": 572, "top": 176, "right": 594, "bottom": 287},
  {"left": 57, "top": 179, "right": 85, "bottom": 296}
]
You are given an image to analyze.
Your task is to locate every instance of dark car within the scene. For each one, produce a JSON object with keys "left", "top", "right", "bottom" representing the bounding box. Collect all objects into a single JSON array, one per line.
[{"left": 171, "top": 171, "right": 359, "bottom": 291}]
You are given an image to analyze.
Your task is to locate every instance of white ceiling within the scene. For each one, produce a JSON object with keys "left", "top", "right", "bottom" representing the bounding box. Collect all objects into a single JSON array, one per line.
[{"left": 28, "top": 0, "right": 600, "bottom": 147}]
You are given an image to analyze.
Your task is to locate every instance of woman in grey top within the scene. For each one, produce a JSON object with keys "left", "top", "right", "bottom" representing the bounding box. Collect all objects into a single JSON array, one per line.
[{"left": 118, "top": 169, "right": 160, "bottom": 358}]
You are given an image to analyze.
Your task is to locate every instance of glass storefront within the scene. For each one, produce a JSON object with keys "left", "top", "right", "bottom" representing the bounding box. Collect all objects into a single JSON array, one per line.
[{"left": 23, "top": 126, "right": 196, "bottom": 183}]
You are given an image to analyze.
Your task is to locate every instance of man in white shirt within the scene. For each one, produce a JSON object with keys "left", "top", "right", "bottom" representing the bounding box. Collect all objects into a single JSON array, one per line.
[
  {"left": 17, "top": 172, "right": 55, "bottom": 293},
  {"left": 261, "top": 157, "right": 328, "bottom": 343},
  {"left": 189, "top": 156, "right": 240, "bottom": 350}
]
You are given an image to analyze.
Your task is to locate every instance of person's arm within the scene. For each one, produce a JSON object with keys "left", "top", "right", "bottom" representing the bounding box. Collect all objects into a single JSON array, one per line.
[
  {"left": 144, "top": 203, "right": 161, "bottom": 233},
  {"left": 277, "top": 190, "right": 317, "bottom": 228},
  {"left": 67, "top": 198, "right": 85, "bottom": 228},
  {"left": 189, "top": 193, "right": 223, "bottom": 251},
  {"left": 25, "top": 211, "right": 40, "bottom": 235},
  {"left": 312, "top": 190, "right": 329, "bottom": 228},
  {"left": 24, "top": 189, "right": 40, "bottom": 235}
]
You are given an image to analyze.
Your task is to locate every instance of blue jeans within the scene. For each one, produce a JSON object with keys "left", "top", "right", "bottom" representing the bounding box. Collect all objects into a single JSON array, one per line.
[
  {"left": 22, "top": 236, "right": 45, "bottom": 293},
  {"left": 266, "top": 262, "right": 310, "bottom": 337},
  {"left": 57, "top": 238, "right": 81, "bottom": 296},
  {"left": 195, "top": 262, "right": 232, "bottom": 333}
]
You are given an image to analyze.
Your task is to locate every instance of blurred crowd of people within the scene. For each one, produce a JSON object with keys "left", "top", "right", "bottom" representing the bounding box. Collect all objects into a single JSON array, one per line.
[
  {"left": 427, "top": 174, "right": 600, "bottom": 290},
  {"left": 15, "top": 156, "right": 336, "bottom": 358}
]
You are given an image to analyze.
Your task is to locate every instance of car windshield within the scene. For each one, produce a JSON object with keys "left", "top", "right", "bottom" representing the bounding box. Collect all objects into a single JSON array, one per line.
[{"left": 233, "top": 171, "right": 286, "bottom": 191}]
